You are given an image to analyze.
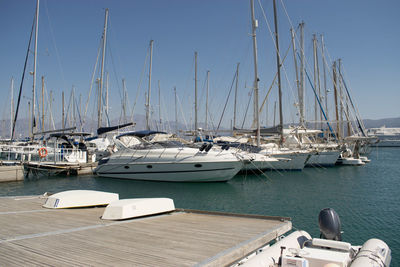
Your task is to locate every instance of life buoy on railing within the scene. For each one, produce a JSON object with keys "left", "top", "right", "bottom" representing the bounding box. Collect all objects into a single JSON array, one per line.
[{"left": 38, "top": 147, "right": 48, "bottom": 158}]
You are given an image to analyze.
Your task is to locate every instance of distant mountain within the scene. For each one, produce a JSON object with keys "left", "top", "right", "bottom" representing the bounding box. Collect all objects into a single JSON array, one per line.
[
  {"left": 1, "top": 116, "right": 399, "bottom": 139},
  {"left": 363, "top": 117, "right": 400, "bottom": 128}
]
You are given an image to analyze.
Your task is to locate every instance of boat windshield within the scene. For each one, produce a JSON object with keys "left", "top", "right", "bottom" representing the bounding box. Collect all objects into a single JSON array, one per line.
[{"left": 130, "top": 141, "right": 184, "bottom": 150}]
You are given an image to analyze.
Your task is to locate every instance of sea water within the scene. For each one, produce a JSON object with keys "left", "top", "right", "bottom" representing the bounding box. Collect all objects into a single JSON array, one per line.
[{"left": 1, "top": 147, "right": 399, "bottom": 265}]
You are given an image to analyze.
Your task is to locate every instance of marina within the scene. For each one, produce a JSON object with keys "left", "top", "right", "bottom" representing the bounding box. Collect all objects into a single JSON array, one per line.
[
  {"left": 0, "top": 0, "right": 399, "bottom": 266},
  {"left": 0, "top": 147, "right": 399, "bottom": 266}
]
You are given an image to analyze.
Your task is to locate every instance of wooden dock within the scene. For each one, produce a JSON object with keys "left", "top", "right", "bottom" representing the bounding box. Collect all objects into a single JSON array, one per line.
[{"left": 0, "top": 195, "right": 291, "bottom": 266}]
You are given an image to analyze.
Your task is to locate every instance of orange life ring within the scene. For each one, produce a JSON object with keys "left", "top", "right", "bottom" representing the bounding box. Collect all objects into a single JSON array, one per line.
[{"left": 38, "top": 147, "right": 48, "bottom": 158}]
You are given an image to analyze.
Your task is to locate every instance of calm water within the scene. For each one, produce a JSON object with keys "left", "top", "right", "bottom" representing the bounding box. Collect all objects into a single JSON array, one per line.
[{"left": 1, "top": 147, "right": 399, "bottom": 265}]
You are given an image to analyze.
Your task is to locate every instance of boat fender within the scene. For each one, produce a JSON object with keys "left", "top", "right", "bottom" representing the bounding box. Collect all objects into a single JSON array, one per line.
[
  {"left": 350, "top": 238, "right": 391, "bottom": 267},
  {"left": 204, "top": 143, "right": 213, "bottom": 152},
  {"left": 199, "top": 143, "right": 207, "bottom": 151}
]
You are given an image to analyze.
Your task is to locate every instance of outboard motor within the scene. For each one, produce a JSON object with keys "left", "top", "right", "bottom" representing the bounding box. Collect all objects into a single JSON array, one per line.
[{"left": 318, "top": 208, "right": 342, "bottom": 241}]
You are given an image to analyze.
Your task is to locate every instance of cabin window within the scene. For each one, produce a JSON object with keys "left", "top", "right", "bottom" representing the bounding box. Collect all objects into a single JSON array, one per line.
[
  {"left": 124, "top": 166, "right": 129, "bottom": 169},
  {"left": 147, "top": 165, "right": 153, "bottom": 169},
  {"left": 195, "top": 164, "right": 202, "bottom": 168}
]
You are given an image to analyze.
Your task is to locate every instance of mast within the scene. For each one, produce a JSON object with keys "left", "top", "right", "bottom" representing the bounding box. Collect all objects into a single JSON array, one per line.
[
  {"left": 321, "top": 34, "right": 328, "bottom": 120},
  {"left": 72, "top": 87, "right": 76, "bottom": 128},
  {"left": 41, "top": 76, "right": 45, "bottom": 131},
  {"left": 158, "top": 80, "right": 162, "bottom": 130},
  {"left": 233, "top": 63, "right": 239, "bottom": 130},
  {"left": 28, "top": 101, "right": 31, "bottom": 137},
  {"left": 205, "top": 70, "right": 210, "bottom": 130},
  {"left": 31, "top": 0, "right": 39, "bottom": 139},
  {"left": 174, "top": 86, "right": 177, "bottom": 132},
  {"left": 299, "top": 21, "right": 305, "bottom": 127},
  {"left": 10, "top": 78, "right": 14, "bottom": 139},
  {"left": 338, "top": 59, "right": 344, "bottom": 138},
  {"left": 106, "top": 72, "right": 109, "bottom": 126},
  {"left": 49, "top": 90, "right": 55, "bottom": 130},
  {"left": 290, "top": 28, "right": 300, "bottom": 113},
  {"left": 62, "top": 91, "right": 65, "bottom": 129},
  {"left": 98, "top": 8, "right": 108, "bottom": 129},
  {"left": 313, "top": 34, "right": 318, "bottom": 129},
  {"left": 122, "top": 78, "right": 126, "bottom": 124},
  {"left": 146, "top": 40, "right": 154, "bottom": 130},
  {"left": 273, "top": 0, "right": 284, "bottom": 145},
  {"left": 333, "top": 61, "right": 340, "bottom": 140},
  {"left": 250, "top": 0, "right": 260, "bottom": 146},
  {"left": 194, "top": 51, "right": 198, "bottom": 131}
]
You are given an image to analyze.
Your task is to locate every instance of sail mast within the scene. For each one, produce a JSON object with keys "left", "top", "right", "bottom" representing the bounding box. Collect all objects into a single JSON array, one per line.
[
  {"left": 41, "top": 76, "right": 45, "bottom": 131},
  {"left": 31, "top": 0, "right": 39, "bottom": 139},
  {"left": 194, "top": 51, "right": 198, "bottom": 131},
  {"left": 98, "top": 8, "right": 108, "bottom": 129},
  {"left": 174, "top": 86, "right": 177, "bottom": 132},
  {"left": 250, "top": 0, "right": 260, "bottom": 146},
  {"left": 272, "top": 0, "right": 284, "bottom": 145},
  {"left": 299, "top": 21, "right": 305, "bottom": 127},
  {"left": 333, "top": 61, "right": 340, "bottom": 140},
  {"left": 146, "top": 40, "right": 154, "bottom": 130},
  {"left": 9, "top": 78, "right": 14, "bottom": 139},
  {"left": 233, "top": 63, "right": 239, "bottom": 130},
  {"left": 205, "top": 70, "right": 209, "bottom": 130},
  {"left": 313, "top": 34, "right": 318, "bottom": 129}
]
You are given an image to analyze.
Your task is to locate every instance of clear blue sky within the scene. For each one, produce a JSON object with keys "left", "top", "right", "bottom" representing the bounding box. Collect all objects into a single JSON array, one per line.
[{"left": 1, "top": 0, "right": 399, "bottom": 133}]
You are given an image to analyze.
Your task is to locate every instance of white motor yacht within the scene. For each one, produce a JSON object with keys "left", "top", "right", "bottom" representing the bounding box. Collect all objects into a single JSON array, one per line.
[{"left": 95, "top": 131, "right": 243, "bottom": 182}]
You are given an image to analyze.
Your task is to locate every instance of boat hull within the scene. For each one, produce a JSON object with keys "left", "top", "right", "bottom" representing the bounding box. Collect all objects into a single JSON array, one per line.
[
  {"left": 96, "top": 161, "right": 241, "bottom": 182},
  {"left": 95, "top": 147, "right": 242, "bottom": 182},
  {"left": 305, "top": 150, "right": 341, "bottom": 167}
]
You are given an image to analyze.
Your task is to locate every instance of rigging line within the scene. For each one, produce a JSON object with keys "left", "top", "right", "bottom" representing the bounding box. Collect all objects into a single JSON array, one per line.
[
  {"left": 44, "top": 85, "right": 55, "bottom": 130},
  {"left": 44, "top": 0, "right": 66, "bottom": 89},
  {"left": 241, "top": 85, "right": 253, "bottom": 129},
  {"left": 339, "top": 65, "right": 367, "bottom": 133},
  {"left": 302, "top": 54, "right": 335, "bottom": 139},
  {"left": 256, "top": 0, "right": 299, "bottom": 126},
  {"left": 339, "top": 72, "right": 366, "bottom": 136},
  {"left": 12, "top": 16, "right": 35, "bottom": 140},
  {"left": 64, "top": 89, "right": 73, "bottom": 128},
  {"left": 82, "top": 38, "right": 102, "bottom": 128},
  {"left": 176, "top": 93, "right": 189, "bottom": 131},
  {"left": 258, "top": 35, "right": 294, "bottom": 119},
  {"left": 73, "top": 91, "right": 83, "bottom": 129},
  {"left": 130, "top": 47, "right": 149, "bottom": 122},
  {"left": 279, "top": 0, "right": 296, "bottom": 31},
  {"left": 216, "top": 69, "right": 237, "bottom": 134}
]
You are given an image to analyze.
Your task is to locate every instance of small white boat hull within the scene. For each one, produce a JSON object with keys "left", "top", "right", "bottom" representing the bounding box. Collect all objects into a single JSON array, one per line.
[
  {"left": 340, "top": 157, "right": 365, "bottom": 166},
  {"left": 102, "top": 198, "right": 175, "bottom": 220},
  {"left": 43, "top": 190, "right": 119, "bottom": 209},
  {"left": 267, "top": 152, "right": 311, "bottom": 171},
  {"left": 306, "top": 150, "right": 341, "bottom": 167}
]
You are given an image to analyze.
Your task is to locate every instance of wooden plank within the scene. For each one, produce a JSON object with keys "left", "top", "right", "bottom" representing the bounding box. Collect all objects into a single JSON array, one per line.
[{"left": 0, "top": 195, "right": 291, "bottom": 266}]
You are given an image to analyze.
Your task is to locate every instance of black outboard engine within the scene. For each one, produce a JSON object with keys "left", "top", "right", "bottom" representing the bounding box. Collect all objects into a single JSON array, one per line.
[{"left": 318, "top": 208, "right": 342, "bottom": 241}]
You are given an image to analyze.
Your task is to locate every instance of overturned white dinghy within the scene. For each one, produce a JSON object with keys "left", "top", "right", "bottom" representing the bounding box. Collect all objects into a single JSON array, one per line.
[
  {"left": 43, "top": 190, "right": 119, "bottom": 209},
  {"left": 102, "top": 198, "right": 175, "bottom": 220}
]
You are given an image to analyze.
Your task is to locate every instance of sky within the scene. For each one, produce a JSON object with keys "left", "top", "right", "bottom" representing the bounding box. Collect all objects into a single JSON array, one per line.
[{"left": 0, "top": 0, "right": 399, "bottom": 135}]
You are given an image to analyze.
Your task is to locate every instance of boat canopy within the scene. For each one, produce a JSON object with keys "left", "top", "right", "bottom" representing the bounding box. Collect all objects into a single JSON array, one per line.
[
  {"left": 116, "top": 130, "right": 167, "bottom": 139},
  {"left": 97, "top": 122, "right": 135, "bottom": 135}
]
